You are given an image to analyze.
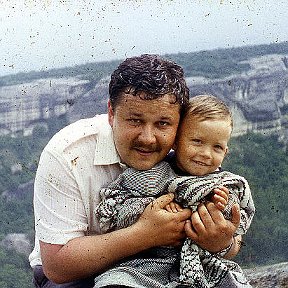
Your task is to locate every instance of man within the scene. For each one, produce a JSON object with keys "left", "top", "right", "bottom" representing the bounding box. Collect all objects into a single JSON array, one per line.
[{"left": 29, "top": 54, "right": 241, "bottom": 287}]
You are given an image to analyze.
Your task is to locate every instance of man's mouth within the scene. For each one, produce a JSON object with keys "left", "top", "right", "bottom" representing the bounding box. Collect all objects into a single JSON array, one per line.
[
  {"left": 134, "top": 148, "right": 155, "bottom": 154},
  {"left": 133, "top": 146, "right": 158, "bottom": 155}
]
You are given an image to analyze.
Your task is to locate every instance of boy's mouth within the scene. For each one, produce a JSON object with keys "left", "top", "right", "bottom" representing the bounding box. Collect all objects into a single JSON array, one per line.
[{"left": 193, "top": 160, "right": 210, "bottom": 167}]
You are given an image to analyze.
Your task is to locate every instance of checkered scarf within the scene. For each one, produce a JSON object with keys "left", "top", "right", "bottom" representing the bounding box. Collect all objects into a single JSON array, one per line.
[{"left": 95, "top": 161, "right": 255, "bottom": 287}]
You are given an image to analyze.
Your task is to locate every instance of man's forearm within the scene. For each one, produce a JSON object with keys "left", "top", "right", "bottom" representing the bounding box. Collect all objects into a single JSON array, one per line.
[
  {"left": 41, "top": 223, "right": 151, "bottom": 283},
  {"left": 40, "top": 193, "right": 191, "bottom": 284}
]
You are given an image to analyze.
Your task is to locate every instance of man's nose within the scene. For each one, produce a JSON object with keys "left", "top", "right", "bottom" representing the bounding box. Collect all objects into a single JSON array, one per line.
[{"left": 138, "top": 125, "right": 157, "bottom": 144}]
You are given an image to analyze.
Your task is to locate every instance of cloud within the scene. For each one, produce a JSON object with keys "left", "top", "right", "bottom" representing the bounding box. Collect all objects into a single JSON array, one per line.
[{"left": 0, "top": 0, "right": 287, "bottom": 76}]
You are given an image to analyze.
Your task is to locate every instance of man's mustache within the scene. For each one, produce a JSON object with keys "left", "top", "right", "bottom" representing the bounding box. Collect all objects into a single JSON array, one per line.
[{"left": 131, "top": 142, "right": 161, "bottom": 152}]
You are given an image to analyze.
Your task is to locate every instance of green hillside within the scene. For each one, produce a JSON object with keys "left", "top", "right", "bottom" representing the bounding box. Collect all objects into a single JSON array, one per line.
[
  {"left": 1, "top": 130, "right": 288, "bottom": 287},
  {"left": 223, "top": 133, "right": 288, "bottom": 266}
]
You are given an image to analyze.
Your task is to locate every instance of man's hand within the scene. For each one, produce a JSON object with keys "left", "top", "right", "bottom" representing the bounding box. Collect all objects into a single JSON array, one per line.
[
  {"left": 40, "top": 193, "right": 191, "bottom": 283},
  {"left": 136, "top": 193, "right": 191, "bottom": 247},
  {"left": 184, "top": 202, "right": 240, "bottom": 253}
]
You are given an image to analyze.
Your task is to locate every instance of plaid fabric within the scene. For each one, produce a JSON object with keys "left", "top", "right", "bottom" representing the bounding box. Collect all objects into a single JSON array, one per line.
[
  {"left": 95, "top": 162, "right": 176, "bottom": 233},
  {"left": 94, "top": 162, "right": 255, "bottom": 287}
]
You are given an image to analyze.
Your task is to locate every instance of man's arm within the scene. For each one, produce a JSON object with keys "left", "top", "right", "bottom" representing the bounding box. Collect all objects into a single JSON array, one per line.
[
  {"left": 40, "top": 193, "right": 191, "bottom": 284},
  {"left": 224, "top": 235, "right": 242, "bottom": 259},
  {"left": 185, "top": 202, "right": 241, "bottom": 254}
]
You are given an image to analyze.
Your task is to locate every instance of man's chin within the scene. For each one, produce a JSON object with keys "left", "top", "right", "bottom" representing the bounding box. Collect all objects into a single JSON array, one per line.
[{"left": 128, "top": 159, "right": 158, "bottom": 171}]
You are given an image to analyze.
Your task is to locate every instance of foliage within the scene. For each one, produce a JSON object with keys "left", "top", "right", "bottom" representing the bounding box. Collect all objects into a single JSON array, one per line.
[
  {"left": 223, "top": 133, "right": 288, "bottom": 266},
  {"left": 164, "top": 41, "right": 288, "bottom": 78},
  {"left": 0, "top": 115, "right": 68, "bottom": 195},
  {"left": 0, "top": 190, "right": 34, "bottom": 235},
  {"left": 0, "top": 60, "right": 121, "bottom": 87},
  {"left": 0, "top": 247, "right": 33, "bottom": 288},
  {"left": 0, "top": 117, "right": 68, "bottom": 287}
]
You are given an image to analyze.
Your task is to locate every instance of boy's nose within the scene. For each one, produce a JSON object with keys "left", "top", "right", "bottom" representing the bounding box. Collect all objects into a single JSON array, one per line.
[{"left": 199, "top": 147, "right": 212, "bottom": 159}]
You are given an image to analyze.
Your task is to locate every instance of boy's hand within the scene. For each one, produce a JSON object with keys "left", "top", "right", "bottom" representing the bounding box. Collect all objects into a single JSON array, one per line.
[
  {"left": 165, "top": 201, "right": 183, "bottom": 213},
  {"left": 211, "top": 186, "right": 229, "bottom": 211}
]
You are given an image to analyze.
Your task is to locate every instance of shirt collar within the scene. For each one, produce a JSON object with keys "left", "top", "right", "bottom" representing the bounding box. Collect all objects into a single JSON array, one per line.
[{"left": 93, "top": 117, "right": 121, "bottom": 166}]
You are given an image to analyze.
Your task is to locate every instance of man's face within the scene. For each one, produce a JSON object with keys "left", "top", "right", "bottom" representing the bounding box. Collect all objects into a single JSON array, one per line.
[{"left": 108, "top": 93, "right": 181, "bottom": 170}]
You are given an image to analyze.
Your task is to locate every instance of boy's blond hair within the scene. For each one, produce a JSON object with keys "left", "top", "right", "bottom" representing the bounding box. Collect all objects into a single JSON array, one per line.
[{"left": 185, "top": 94, "right": 233, "bottom": 128}]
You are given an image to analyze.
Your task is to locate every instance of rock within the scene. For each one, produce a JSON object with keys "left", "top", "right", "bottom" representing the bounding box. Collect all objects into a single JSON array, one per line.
[
  {"left": 1, "top": 179, "right": 34, "bottom": 200},
  {"left": 1, "top": 53, "right": 288, "bottom": 142},
  {"left": 244, "top": 262, "right": 288, "bottom": 287},
  {"left": 0, "top": 77, "right": 90, "bottom": 136},
  {"left": 0, "top": 233, "right": 32, "bottom": 256}
]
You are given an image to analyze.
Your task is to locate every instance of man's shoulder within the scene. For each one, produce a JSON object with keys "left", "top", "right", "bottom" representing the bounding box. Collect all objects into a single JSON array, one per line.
[{"left": 45, "top": 114, "right": 109, "bottom": 153}]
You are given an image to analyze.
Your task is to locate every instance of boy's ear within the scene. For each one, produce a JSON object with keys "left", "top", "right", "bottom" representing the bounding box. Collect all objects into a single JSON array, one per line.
[{"left": 225, "top": 147, "right": 229, "bottom": 156}]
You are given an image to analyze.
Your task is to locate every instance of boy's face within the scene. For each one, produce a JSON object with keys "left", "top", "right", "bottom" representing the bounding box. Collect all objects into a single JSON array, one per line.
[
  {"left": 174, "top": 116, "right": 231, "bottom": 176},
  {"left": 108, "top": 93, "right": 181, "bottom": 170}
]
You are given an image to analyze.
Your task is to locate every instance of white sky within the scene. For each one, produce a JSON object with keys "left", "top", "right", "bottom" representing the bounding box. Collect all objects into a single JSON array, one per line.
[{"left": 0, "top": 0, "right": 287, "bottom": 76}]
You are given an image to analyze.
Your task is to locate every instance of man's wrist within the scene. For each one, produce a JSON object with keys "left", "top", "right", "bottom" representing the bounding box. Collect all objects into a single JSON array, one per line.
[{"left": 214, "top": 238, "right": 234, "bottom": 258}]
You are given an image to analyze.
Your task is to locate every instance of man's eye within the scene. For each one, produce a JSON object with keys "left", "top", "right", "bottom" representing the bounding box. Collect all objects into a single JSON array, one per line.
[
  {"left": 158, "top": 121, "right": 169, "bottom": 127},
  {"left": 128, "top": 119, "right": 141, "bottom": 124}
]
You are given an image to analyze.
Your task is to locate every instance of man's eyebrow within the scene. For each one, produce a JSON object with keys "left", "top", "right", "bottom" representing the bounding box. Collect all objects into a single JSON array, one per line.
[
  {"left": 159, "top": 116, "right": 174, "bottom": 121},
  {"left": 128, "top": 112, "right": 142, "bottom": 117}
]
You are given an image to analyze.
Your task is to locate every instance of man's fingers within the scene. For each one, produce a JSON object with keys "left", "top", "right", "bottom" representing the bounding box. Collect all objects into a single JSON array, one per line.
[
  {"left": 151, "top": 193, "right": 174, "bottom": 209},
  {"left": 231, "top": 204, "right": 241, "bottom": 228},
  {"left": 205, "top": 202, "right": 226, "bottom": 223},
  {"left": 184, "top": 220, "right": 198, "bottom": 240},
  {"left": 191, "top": 208, "right": 206, "bottom": 233}
]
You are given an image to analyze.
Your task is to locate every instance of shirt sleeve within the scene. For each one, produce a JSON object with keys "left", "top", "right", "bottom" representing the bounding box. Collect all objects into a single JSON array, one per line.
[{"left": 33, "top": 148, "right": 88, "bottom": 245}]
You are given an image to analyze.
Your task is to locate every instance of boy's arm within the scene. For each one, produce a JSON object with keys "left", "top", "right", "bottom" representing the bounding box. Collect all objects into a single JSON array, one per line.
[{"left": 40, "top": 193, "right": 191, "bottom": 284}]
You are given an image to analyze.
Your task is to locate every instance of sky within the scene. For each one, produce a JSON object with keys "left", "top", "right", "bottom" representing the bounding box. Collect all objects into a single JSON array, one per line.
[{"left": 0, "top": 0, "right": 287, "bottom": 76}]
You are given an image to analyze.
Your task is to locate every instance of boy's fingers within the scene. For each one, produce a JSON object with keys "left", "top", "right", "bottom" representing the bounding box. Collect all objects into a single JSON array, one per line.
[
  {"left": 175, "top": 203, "right": 183, "bottom": 212},
  {"left": 151, "top": 193, "right": 174, "bottom": 209},
  {"left": 215, "top": 201, "right": 225, "bottom": 211},
  {"left": 184, "top": 220, "right": 198, "bottom": 240},
  {"left": 165, "top": 204, "right": 172, "bottom": 212},
  {"left": 214, "top": 188, "right": 228, "bottom": 201}
]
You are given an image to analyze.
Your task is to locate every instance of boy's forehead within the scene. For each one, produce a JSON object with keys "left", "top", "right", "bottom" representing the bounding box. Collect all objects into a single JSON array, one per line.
[{"left": 184, "top": 114, "right": 231, "bottom": 125}]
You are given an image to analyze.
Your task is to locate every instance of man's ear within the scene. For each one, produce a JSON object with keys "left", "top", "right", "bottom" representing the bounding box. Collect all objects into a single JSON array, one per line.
[
  {"left": 172, "top": 140, "right": 178, "bottom": 151},
  {"left": 107, "top": 100, "right": 114, "bottom": 127}
]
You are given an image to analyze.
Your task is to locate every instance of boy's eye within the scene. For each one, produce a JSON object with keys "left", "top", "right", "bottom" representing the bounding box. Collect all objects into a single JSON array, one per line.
[
  {"left": 191, "top": 139, "right": 201, "bottom": 144},
  {"left": 214, "top": 145, "right": 224, "bottom": 151}
]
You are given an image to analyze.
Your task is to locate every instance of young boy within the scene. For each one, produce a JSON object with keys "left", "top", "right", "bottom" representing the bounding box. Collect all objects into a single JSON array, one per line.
[{"left": 94, "top": 95, "right": 255, "bottom": 287}]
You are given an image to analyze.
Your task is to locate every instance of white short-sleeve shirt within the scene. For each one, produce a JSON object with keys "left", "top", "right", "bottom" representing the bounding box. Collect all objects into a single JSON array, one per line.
[{"left": 29, "top": 114, "right": 123, "bottom": 267}]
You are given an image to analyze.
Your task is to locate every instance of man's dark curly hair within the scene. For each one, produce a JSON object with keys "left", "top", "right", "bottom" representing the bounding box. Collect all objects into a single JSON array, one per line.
[{"left": 109, "top": 54, "right": 189, "bottom": 112}]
